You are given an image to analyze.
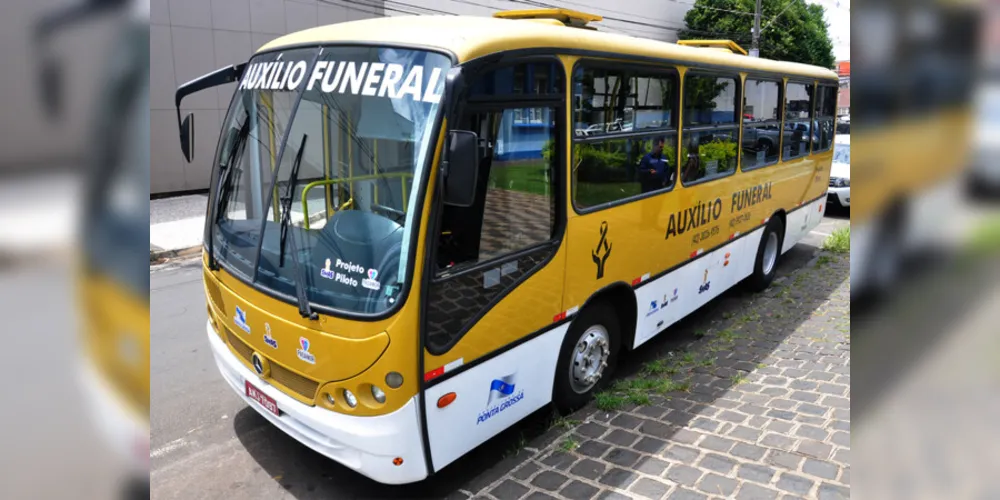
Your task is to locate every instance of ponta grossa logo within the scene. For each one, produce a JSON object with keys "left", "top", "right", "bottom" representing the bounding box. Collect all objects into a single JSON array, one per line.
[
  {"left": 234, "top": 306, "right": 251, "bottom": 334},
  {"left": 476, "top": 374, "right": 524, "bottom": 425},
  {"left": 592, "top": 221, "right": 612, "bottom": 280},
  {"left": 296, "top": 337, "right": 316, "bottom": 364}
]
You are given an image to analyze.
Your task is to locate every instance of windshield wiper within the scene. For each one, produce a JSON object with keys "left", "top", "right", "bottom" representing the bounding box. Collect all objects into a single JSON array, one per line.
[
  {"left": 277, "top": 134, "right": 317, "bottom": 320},
  {"left": 208, "top": 117, "right": 250, "bottom": 270},
  {"left": 279, "top": 134, "right": 307, "bottom": 267}
]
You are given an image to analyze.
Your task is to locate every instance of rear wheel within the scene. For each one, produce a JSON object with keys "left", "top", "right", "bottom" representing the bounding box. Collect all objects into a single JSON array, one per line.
[
  {"left": 747, "top": 217, "right": 784, "bottom": 292},
  {"left": 552, "top": 303, "right": 620, "bottom": 414}
]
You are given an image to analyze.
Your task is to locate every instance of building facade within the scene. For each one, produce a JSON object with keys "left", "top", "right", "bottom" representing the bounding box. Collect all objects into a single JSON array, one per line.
[
  {"left": 152, "top": 0, "right": 691, "bottom": 194},
  {"left": 836, "top": 60, "right": 850, "bottom": 117}
]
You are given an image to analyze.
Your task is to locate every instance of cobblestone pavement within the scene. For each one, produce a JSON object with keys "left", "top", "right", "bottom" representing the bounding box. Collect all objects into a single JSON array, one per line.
[{"left": 452, "top": 250, "right": 850, "bottom": 500}]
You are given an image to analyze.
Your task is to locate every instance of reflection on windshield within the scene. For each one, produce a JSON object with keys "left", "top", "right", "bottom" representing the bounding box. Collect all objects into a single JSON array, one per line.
[{"left": 210, "top": 46, "right": 449, "bottom": 315}]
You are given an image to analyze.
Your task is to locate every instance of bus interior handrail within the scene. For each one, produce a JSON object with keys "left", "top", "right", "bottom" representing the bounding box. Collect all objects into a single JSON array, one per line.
[{"left": 300, "top": 172, "right": 413, "bottom": 229}]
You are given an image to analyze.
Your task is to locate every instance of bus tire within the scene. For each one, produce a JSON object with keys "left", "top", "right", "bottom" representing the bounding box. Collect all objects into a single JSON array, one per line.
[
  {"left": 552, "top": 302, "right": 620, "bottom": 414},
  {"left": 747, "top": 218, "right": 784, "bottom": 292}
]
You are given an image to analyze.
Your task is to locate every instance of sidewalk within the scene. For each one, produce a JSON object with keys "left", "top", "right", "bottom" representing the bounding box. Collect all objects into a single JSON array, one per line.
[
  {"left": 150, "top": 193, "right": 327, "bottom": 263},
  {"left": 150, "top": 194, "right": 207, "bottom": 262},
  {"left": 456, "top": 251, "right": 851, "bottom": 500}
]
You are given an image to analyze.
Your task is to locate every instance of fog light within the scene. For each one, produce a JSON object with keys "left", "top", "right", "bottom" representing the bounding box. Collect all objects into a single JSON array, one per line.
[
  {"left": 324, "top": 392, "right": 336, "bottom": 406},
  {"left": 385, "top": 372, "right": 404, "bottom": 389},
  {"left": 371, "top": 385, "right": 386, "bottom": 403},
  {"left": 343, "top": 389, "right": 357, "bottom": 408}
]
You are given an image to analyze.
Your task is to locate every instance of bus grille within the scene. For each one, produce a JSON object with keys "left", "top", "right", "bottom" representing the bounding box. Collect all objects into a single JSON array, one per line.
[{"left": 225, "top": 328, "right": 319, "bottom": 405}]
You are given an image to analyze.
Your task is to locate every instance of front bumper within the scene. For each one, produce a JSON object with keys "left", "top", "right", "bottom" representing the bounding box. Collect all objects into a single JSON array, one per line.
[
  {"left": 79, "top": 360, "right": 149, "bottom": 475},
  {"left": 206, "top": 321, "right": 428, "bottom": 484},
  {"left": 827, "top": 187, "right": 850, "bottom": 207}
]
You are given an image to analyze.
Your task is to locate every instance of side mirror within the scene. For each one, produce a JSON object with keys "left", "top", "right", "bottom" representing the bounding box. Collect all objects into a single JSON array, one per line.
[
  {"left": 180, "top": 113, "right": 194, "bottom": 162},
  {"left": 175, "top": 63, "right": 246, "bottom": 163},
  {"left": 443, "top": 130, "right": 480, "bottom": 207}
]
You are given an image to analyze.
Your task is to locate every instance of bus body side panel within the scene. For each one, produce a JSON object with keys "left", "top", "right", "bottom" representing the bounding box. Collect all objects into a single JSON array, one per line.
[
  {"left": 782, "top": 196, "right": 825, "bottom": 254},
  {"left": 423, "top": 323, "right": 569, "bottom": 472},
  {"left": 632, "top": 227, "right": 763, "bottom": 349}
]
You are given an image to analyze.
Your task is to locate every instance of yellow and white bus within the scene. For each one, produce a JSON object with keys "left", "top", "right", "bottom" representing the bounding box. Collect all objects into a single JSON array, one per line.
[
  {"left": 37, "top": 0, "right": 150, "bottom": 497},
  {"left": 175, "top": 9, "right": 837, "bottom": 484}
]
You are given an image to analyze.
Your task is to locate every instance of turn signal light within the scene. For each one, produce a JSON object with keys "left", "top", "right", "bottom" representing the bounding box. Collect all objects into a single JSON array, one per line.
[
  {"left": 437, "top": 392, "right": 457, "bottom": 408},
  {"left": 392, "top": 457, "right": 404, "bottom": 466}
]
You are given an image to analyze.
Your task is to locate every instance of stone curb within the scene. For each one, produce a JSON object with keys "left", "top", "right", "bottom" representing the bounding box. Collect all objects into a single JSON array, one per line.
[{"left": 150, "top": 245, "right": 202, "bottom": 264}]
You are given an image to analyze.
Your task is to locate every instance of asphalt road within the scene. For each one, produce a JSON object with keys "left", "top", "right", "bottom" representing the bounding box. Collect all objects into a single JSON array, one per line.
[{"left": 150, "top": 211, "right": 849, "bottom": 499}]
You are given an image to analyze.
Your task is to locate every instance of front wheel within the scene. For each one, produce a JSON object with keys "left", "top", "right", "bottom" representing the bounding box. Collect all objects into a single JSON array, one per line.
[
  {"left": 552, "top": 303, "right": 620, "bottom": 414},
  {"left": 746, "top": 217, "right": 784, "bottom": 292}
]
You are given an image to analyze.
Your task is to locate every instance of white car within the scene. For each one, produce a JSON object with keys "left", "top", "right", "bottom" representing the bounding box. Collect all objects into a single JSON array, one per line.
[{"left": 827, "top": 136, "right": 850, "bottom": 209}]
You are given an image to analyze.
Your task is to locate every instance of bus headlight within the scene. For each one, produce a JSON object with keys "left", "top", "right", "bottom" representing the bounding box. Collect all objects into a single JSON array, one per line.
[
  {"left": 343, "top": 389, "right": 358, "bottom": 408},
  {"left": 324, "top": 392, "right": 336, "bottom": 406},
  {"left": 371, "top": 385, "right": 386, "bottom": 403}
]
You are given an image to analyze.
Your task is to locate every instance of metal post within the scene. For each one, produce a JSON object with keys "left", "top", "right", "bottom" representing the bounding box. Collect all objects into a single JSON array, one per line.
[{"left": 751, "top": 0, "right": 762, "bottom": 57}]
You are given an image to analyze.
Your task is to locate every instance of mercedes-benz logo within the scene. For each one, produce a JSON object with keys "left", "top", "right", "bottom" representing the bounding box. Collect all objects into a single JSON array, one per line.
[{"left": 251, "top": 352, "right": 266, "bottom": 376}]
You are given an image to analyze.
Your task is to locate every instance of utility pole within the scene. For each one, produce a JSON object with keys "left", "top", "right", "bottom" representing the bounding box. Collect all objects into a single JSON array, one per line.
[{"left": 751, "top": 0, "right": 762, "bottom": 57}]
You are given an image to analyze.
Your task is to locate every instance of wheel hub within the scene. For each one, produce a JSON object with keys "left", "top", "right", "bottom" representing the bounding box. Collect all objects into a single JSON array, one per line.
[
  {"left": 569, "top": 326, "right": 610, "bottom": 394},
  {"left": 763, "top": 232, "right": 779, "bottom": 276}
]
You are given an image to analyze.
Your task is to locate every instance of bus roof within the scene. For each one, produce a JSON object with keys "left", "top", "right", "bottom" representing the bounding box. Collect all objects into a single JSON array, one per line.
[{"left": 257, "top": 14, "right": 839, "bottom": 81}]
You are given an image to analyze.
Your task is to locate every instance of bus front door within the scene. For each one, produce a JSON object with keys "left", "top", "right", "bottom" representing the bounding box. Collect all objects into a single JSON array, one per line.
[{"left": 420, "top": 104, "right": 569, "bottom": 472}]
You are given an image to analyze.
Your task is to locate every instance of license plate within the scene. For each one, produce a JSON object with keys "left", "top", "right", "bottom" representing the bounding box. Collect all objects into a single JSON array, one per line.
[{"left": 245, "top": 380, "right": 280, "bottom": 416}]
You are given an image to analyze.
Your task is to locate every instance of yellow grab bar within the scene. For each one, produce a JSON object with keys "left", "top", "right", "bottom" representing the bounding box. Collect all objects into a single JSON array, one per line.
[{"left": 300, "top": 172, "right": 412, "bottom": 229}]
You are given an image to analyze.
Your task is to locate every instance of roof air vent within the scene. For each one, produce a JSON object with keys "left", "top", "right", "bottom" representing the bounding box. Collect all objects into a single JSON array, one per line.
[
  {"left": 493, "top": 8, "right": 602, "bottom": 30},
  {"left": 676, "top": 40, "right": 749, "bottom": 56}
]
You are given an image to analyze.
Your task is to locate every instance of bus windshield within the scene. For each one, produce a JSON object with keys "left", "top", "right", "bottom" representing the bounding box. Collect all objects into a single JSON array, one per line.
[{"left": 209, "top": 46, "right": 449, "bottom": 315}]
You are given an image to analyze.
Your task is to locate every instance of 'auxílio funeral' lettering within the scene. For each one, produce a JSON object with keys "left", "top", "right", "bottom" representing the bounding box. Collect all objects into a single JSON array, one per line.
[
  {"left": 731, "top": 182, "right": 773, "bottom": 213},
  {"left": 665, "top": 198, "right": 723, "bottom": 240},
  {"left": 240, "top": 59, "right": 443, "bottom": 103}
]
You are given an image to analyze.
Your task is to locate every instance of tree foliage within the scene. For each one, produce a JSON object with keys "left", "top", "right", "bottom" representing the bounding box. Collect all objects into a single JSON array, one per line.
[{"left": 680, "top": 0, "right": 835, "bottom": 68}]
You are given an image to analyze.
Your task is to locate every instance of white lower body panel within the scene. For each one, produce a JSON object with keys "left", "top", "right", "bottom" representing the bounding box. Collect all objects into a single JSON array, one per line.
[
  {"left": 632, "top": 196, "right": 824, "bottom": 349},
  {"left": 207, "top": 321, "right": 428, "bottom": 484},
  {"left": 784, "top": 197, "right": 825, "bottom": 254},
  {"left": 632, "top": 227, "right": 763, "bottom": 349},
  {"left": 422, "top": 323, "right": 569, "bottom": 472}
]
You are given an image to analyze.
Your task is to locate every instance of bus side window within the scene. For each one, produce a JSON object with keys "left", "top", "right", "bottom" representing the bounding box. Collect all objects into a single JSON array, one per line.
[
  {"left": 741, "top": 79, "right": 782, "bottom": 170},
  {"left": 436, "top": 107, "right": 558, "bottom": 272},
  {"left": 783, "top": 82, "right": 815, "bottom": 160},
  {"left": 680, "top": 73, "right": 740, "bottom": 185},
  {"left": 813, "top": 85, "right": 838, "bottom": 152},
  {"left": 572, "top": 63, "right": 679, "bottom": 209}
]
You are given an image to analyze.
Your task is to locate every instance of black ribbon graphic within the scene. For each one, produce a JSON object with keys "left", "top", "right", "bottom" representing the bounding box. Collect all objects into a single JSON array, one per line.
[{"left": 592, "top": 221, "right": 612, "bottom": 279}]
